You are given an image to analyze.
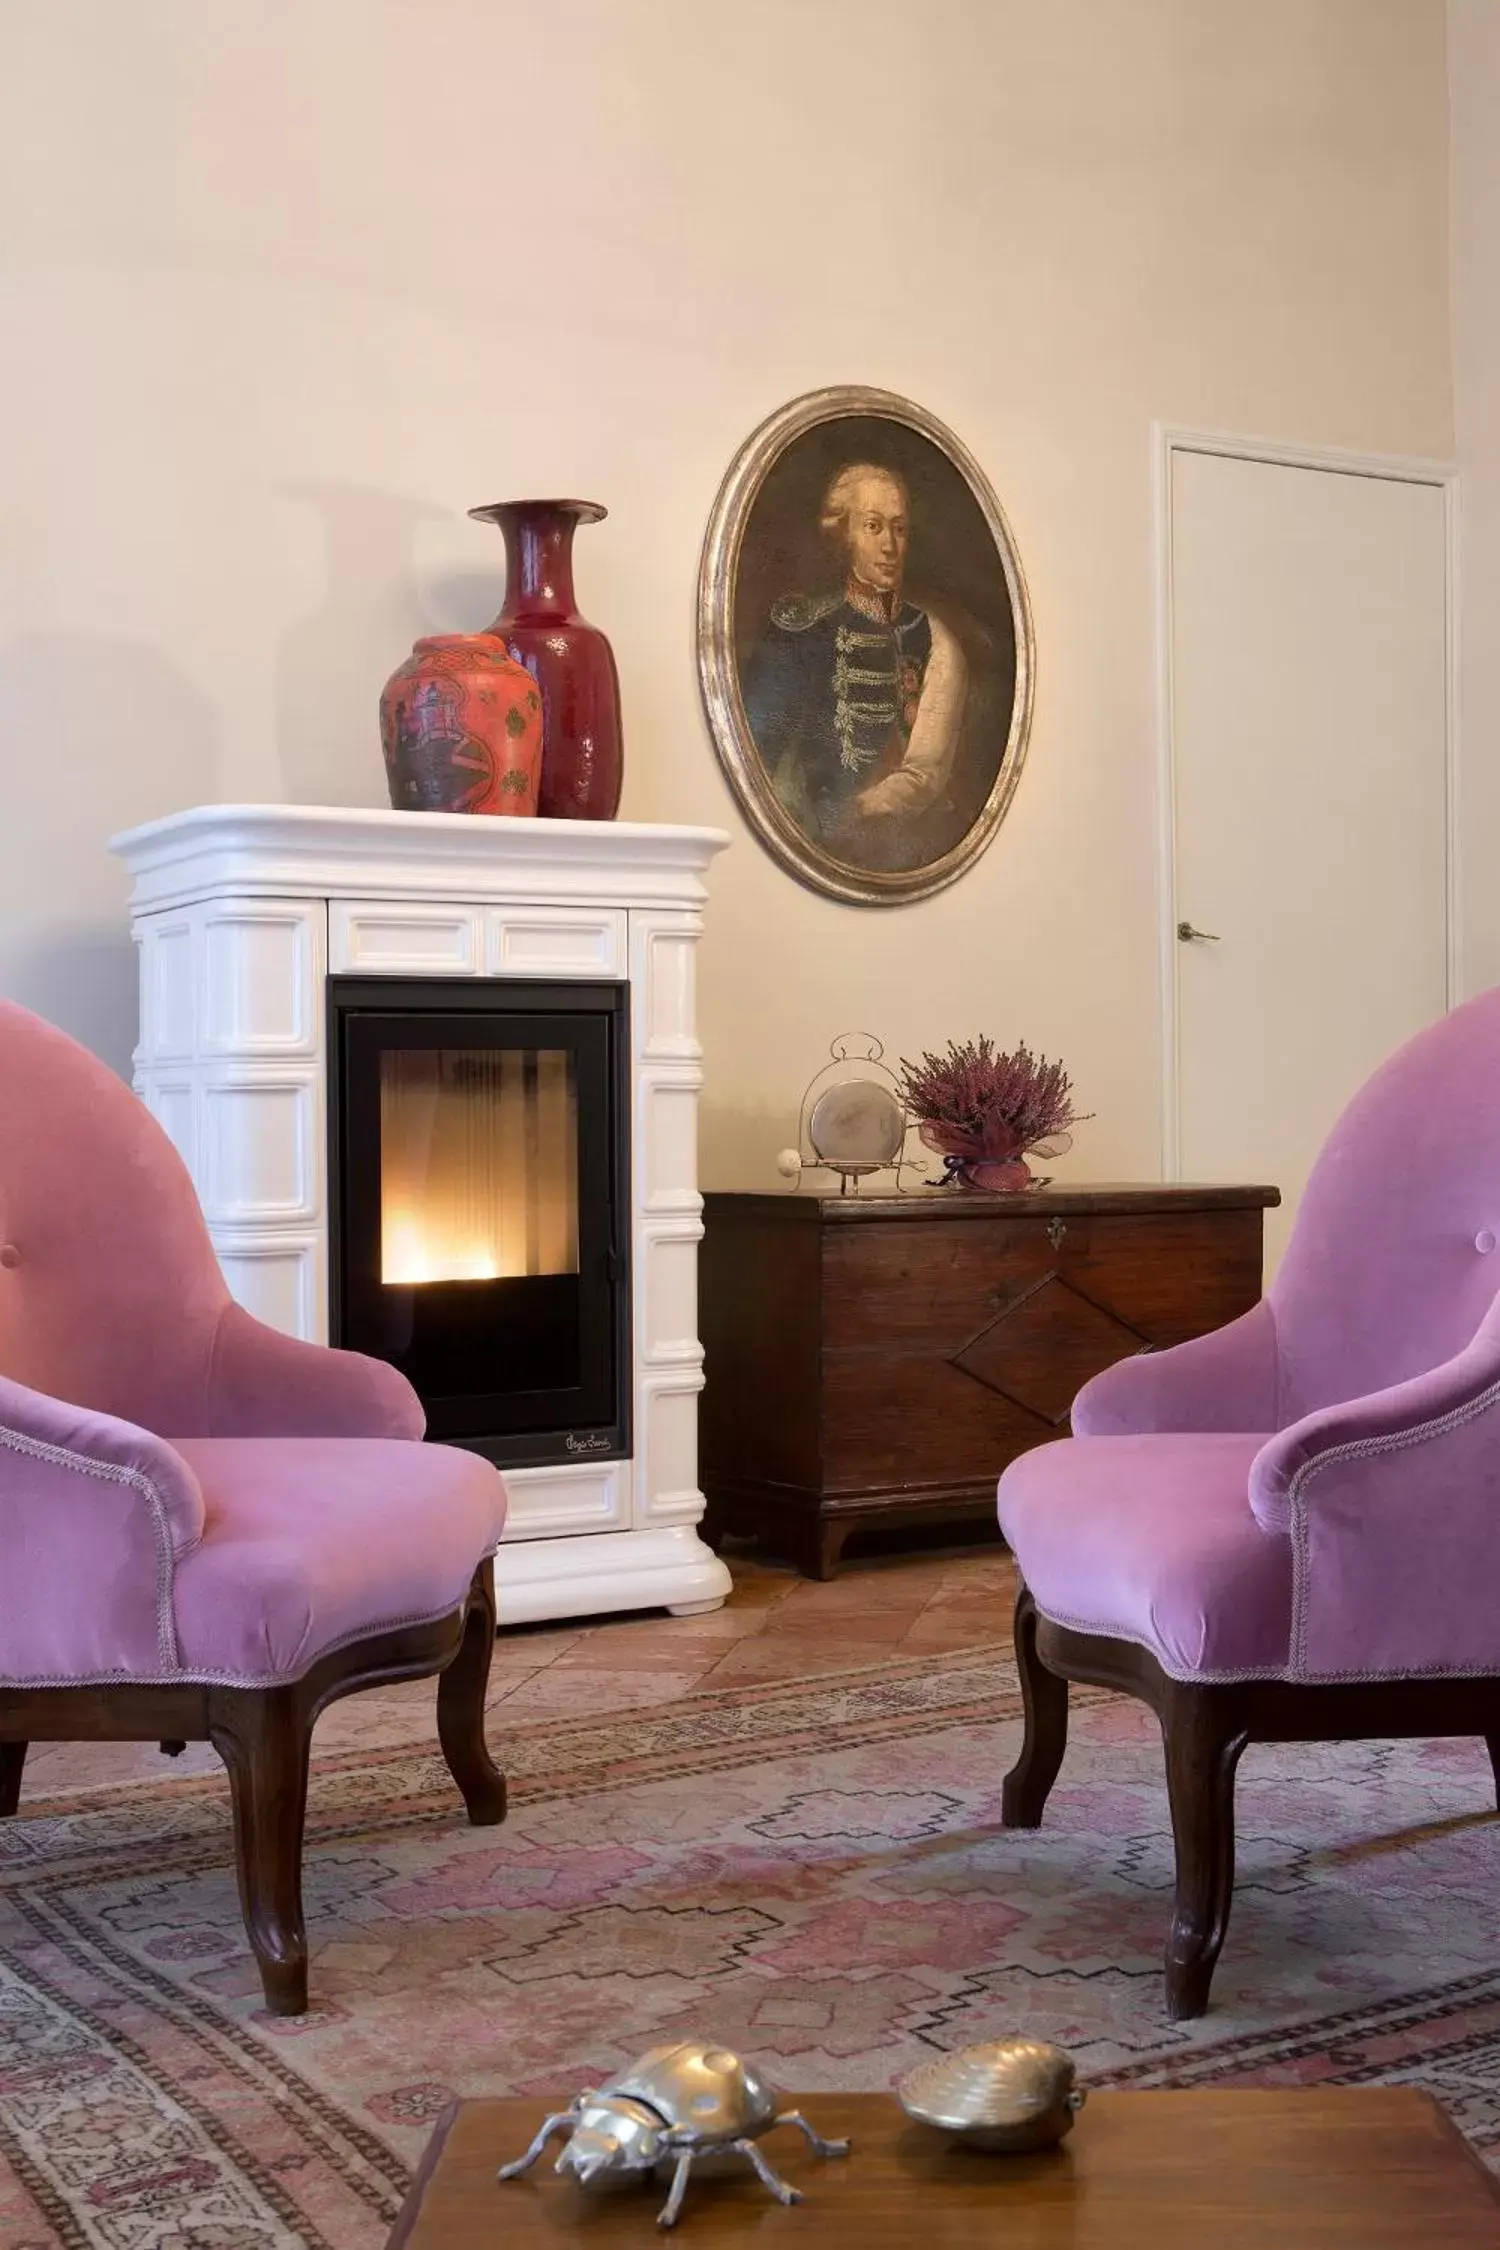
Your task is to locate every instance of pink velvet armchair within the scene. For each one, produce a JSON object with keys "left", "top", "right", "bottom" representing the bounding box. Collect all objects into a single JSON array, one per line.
[
  {"left": 0, "top": 1000, "right": 507, "bottom": 2013},
  {"left": 998, "top": 989, "right": 1500, "bottom": 2018}
]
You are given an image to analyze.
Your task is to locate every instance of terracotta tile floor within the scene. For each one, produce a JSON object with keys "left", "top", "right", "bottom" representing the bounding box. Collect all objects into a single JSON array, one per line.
[{"left": 20, "top": 1541, "right": 1016, "bottom": 1799}]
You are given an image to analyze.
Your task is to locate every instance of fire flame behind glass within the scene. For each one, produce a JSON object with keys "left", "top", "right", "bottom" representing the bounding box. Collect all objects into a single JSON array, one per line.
[{"left": 379, "top": 1048, "right": 579, "bottom": 1286}]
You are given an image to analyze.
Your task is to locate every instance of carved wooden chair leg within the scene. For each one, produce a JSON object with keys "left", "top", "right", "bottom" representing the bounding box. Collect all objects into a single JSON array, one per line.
[
  {"left": 437, "top": 1558, "right": 507, "bottom": 1827},
  {"left": 209, "top": 1685, "right": 313, "bottom": 2016},
  {"left": 1483, "top": 1730, "right": 1500, "bottom": 1812},
  {"left": 1160, "top": 1684, "right": 1248, "bottom": 2021},
  {"left": 1001, "top": 1582, "right": 1070, "bottom": 1828},
  {"left": 0, "top": 1743, "right": 27, "bottom": 1817}
]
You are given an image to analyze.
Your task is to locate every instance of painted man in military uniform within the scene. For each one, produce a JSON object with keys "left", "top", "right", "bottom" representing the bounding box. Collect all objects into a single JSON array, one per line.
[{"left": 742, "top": 463, "right": 968, "bottom": 871}]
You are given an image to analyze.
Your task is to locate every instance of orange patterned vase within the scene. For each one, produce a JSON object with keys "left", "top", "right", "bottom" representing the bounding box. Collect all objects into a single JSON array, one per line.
[{"left": 379, "top": 632, "right": 544, "bottom": 815}]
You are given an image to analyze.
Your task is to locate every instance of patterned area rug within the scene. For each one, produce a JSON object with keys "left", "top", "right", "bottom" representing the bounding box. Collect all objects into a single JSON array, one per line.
[{"left": 5, "top": 1640, "right": 1500, "bottom": 2247}]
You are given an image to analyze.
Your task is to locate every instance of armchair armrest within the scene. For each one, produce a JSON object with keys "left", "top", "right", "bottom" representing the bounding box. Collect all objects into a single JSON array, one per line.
[
  {"left": 1071, "top": 1301, "right": 1279, "bottom": 1437},
  {"left": 1248, "top": 1306, "right": 1500, "bottom": 1679},
  {"left": 205, "top": 1302, "right": 424, "bottom": 1441},
  {"left": 0, "top": 1372, "right": 205, "bottom": 1681}
]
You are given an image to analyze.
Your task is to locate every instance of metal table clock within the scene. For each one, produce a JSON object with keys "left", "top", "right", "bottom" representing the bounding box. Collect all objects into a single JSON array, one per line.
[{"left": 775, "top": 1032, "right": 910, "bottom": 1195}]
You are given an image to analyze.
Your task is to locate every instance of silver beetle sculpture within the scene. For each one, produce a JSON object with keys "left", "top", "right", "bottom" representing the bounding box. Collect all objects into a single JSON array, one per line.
[{"left": 497, "top": 2039, "right": 850, "bottom": 2229}]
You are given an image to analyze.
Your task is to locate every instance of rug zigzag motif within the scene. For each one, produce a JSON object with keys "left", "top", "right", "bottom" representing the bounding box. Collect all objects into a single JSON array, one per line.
[{"left": 24, "top": 1886, "right": 412, "bottom": 2211}]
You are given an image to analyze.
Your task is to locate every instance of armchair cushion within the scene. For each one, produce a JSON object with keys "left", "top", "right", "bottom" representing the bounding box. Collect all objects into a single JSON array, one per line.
[
  {"left": 997, "top": 1433, "right": 1291, "bottom": 1681},
  {"left": 170, "top": 1437, "right": 505, "bottom": 1684}
]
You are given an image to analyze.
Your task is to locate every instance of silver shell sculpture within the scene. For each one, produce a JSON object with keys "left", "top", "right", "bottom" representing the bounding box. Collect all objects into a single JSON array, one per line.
[{"left": 897, "top": 2039, "right": 1086, "bottom": 2153}]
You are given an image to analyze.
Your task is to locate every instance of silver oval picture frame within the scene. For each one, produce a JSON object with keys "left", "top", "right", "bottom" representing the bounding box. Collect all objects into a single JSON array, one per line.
[{"left": 697, "top": 386, "right": 1034, "bottom": 907}]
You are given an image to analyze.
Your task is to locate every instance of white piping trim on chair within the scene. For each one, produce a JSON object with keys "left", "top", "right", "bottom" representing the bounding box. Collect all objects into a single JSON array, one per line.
[
  {"left": 0, "top": 1590, "right": 478, "bottom": 1694},
  {"left": 1031, "top": 1595, "right": 1500, "bottom": 1689},
  {"left": 1027, "top": 1599, "right": 1292, "bottom": 1686}
]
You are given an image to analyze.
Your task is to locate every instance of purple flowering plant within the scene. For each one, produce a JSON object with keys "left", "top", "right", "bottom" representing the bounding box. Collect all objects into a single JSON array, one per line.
[{"left": 899, "top": 1036, "right": 1090, "bottom": 1190}]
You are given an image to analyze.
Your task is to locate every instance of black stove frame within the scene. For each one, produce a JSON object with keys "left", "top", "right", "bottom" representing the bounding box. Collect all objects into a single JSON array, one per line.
[{"left": 327, "top": 975, "right": 631, "bottom": 1469}]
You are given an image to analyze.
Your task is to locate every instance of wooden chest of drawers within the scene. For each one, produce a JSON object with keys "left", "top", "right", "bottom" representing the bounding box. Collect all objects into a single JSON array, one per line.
[{"left": 699, "top": 1184, "right": 1277, "bottom": 1579}]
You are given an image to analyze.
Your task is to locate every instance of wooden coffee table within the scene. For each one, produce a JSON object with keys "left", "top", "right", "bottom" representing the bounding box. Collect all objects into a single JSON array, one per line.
[{"left": 387, "top": 2087, "right": 1500, "bottom": 2245}]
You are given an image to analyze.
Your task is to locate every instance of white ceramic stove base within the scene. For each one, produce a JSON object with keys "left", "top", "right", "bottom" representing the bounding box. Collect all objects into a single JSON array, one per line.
[{"left": 110, "top": 804, "right": 733, "bottom": 1628}]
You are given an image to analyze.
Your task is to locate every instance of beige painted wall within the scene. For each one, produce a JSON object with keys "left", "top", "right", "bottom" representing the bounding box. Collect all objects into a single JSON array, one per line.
[
  {"left": 1450, "top": 0, "right": 1500, "bottom": 996},
  {"left": 0, "top": 0, "right": 1452, "bottom": 1186}
]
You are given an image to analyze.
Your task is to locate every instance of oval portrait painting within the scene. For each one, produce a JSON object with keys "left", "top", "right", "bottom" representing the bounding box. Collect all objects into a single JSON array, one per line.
[{"left": 698, "top": 387, "right": 1034, "bottom": 906}]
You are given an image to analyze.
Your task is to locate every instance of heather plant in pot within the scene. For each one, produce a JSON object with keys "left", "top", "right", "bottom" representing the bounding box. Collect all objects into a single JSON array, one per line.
[{"left": 899, "top": 1037, "right": 1088, "bottom": 1191}]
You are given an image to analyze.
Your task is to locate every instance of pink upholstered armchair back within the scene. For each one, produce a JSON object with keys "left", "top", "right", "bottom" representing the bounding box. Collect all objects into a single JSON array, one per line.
[
  {"left": 0, "top": 1000, "right": 232, "bottom": 1433},
  {"left": 1269, "top": 988, "right": 1500, "bottom": 1427}
]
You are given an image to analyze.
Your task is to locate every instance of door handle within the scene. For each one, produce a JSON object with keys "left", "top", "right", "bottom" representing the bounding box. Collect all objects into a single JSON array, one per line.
[{"left": 1176, "top": 921, "right": 1221, "bottom": 943}]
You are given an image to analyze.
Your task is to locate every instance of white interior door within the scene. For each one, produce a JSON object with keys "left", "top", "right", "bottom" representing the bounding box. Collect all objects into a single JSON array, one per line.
[{"left": 1166, "top": 441, "right": 1452, "bottom": 1272}]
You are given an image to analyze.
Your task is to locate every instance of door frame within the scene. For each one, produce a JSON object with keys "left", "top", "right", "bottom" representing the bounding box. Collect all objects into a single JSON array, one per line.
[{"left": 1152, "top": 423, "right": 1461, "bottom": 1179}]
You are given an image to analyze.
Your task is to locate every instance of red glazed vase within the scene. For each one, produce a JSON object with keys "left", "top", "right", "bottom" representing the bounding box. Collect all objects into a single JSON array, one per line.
[
  {"left": 379, "top": 632, "right": 543, "bottom": 816},
  {"left": 468, "top": 498, "right": 623, "bottom": 820}
]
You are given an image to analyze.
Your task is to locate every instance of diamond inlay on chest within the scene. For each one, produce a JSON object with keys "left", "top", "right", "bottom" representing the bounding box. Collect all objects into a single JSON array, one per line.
[{"left": 950, "top": 1271, "right": 1149, "bottom": 1426}]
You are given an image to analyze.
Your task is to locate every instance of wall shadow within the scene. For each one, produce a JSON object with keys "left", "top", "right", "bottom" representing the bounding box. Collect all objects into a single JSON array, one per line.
[
  {"left": 275, "top": 481, "right": 503, "bottom": 810},
  {"left": 0, "top": 630, "right": 223, "bottom": 1074}
]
